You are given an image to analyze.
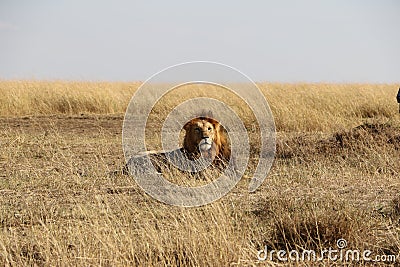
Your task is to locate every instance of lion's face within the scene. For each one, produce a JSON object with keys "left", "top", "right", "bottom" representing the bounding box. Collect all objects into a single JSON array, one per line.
[
  {"left": 184, "top": 118, "right": 219, "bottom": 153},
  {"left": 182, "top": 117, "right": 230, "bottom": 161}
]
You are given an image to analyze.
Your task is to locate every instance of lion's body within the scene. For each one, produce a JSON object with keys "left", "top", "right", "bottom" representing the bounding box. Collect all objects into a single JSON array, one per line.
[{"left": 125, "top": 116, "right": 231, "bottom": 176}]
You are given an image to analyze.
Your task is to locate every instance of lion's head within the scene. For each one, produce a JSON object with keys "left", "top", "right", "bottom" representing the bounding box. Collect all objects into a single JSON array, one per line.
[{"left": 183, "top": 116, "right": 230, "bottom": 162}]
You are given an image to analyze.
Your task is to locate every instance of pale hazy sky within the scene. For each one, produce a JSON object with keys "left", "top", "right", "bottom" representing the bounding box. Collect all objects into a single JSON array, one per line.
[{"left": 0, "top": 1, "right": 399, "bottom": 83}]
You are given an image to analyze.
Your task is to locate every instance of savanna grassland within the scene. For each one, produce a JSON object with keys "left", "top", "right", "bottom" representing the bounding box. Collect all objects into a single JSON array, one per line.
[{"left": 0, "top": 80, "right": 400, "bottom": 266}]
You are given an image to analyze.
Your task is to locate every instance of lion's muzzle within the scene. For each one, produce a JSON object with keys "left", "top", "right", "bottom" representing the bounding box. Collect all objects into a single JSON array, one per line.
[{"left": 199, "top": 137, "right": 212, "bottom": 151}]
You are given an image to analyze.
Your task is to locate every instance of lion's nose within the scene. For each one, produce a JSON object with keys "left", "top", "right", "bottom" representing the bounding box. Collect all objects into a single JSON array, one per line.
[{"left": 202, "top": 136, "right": 209, "bottom": 140}]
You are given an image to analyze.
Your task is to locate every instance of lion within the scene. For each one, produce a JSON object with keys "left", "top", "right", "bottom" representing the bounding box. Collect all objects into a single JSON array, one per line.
[{"left": 125, "top": 115, "right": 231, "bottom": 176}]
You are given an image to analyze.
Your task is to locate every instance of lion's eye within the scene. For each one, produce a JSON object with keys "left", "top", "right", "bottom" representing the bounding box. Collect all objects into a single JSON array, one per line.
[
  {"left": 208, "top": 127, "right": 212, "bottom": 131},
  {"left": 195, "top": 128, "right": 201, "bottom": 133}
]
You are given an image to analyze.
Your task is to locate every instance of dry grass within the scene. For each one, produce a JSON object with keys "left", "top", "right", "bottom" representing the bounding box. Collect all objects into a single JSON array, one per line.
[
  {"left": 0, "top": 80, "right": 140, "bottom": 116},
  {"left": 1, "top": 80, "right": 398, "bottom": 132},
  {"left": 0, "top": 80, "right": 400, "bottom": 266}
]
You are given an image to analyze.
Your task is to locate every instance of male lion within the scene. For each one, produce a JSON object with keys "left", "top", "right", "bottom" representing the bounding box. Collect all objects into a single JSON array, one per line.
[{"left": 125, "top": 115, "right": 231, "bottom": 176}]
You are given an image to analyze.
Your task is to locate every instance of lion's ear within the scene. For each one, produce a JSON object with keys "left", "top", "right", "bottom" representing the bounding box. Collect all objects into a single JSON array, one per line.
[
  {"left": 183, "top": 121, "right": 192, "bottom": 131},
  {"left": 211, "top": 120, "right": 220, "bottom": 131}
]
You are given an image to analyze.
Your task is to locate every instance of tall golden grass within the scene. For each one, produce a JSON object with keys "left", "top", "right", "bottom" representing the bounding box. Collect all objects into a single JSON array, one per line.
[
  {"left": 1, "top": 80, "right": 398, "bottom": 131},
  {"left": 0, "top": 80, "right": 399, "bottom": 266},
  {"left": 0, "top": 81, "right": 139, "bottom": 116}
]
